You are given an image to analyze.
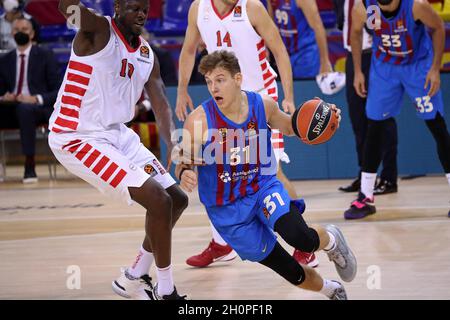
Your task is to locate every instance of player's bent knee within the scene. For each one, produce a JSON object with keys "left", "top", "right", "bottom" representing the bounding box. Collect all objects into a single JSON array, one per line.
[
  {"left": 259, "top": 243, "right": 306, "bottom": 285},
  {"left": 173, "top": 188, "right": 189, "bottom": 212},
  {"left": 275, "top": 207, "right": 320, "bottom": 253}
]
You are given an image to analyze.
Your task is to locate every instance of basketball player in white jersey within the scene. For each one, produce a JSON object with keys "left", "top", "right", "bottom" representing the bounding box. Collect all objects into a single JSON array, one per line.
[
  {"left": 49, "top": 0, "right": 188, "bottom": 300},
  {"left": 175, "top": 0, "right": 317, "bottom": 268}
]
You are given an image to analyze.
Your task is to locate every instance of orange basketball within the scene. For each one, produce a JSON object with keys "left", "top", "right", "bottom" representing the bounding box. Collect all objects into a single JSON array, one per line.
[{"left": 292, "top": 98, "right": 339, "bottom": 145}]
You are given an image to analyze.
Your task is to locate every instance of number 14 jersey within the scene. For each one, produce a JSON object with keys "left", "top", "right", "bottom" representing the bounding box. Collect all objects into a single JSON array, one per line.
[{"left": 197, "top": 0, "right": 277, "bottom": 92}]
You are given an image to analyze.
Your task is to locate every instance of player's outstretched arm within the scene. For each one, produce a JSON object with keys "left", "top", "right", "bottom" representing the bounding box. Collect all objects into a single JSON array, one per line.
[
  {"left": 296, "top": 0, "right": 332, "bottom": 75},
  {"left": 145, "top": 55, "right": 176, "bottom": 165},
  {"left": 350, "top": 1, "right": 367, "bottom": 98},
  {"left": 248, "top": 0, "right": 295, "bottom": 114},
  {"left": 176, "top": 0, "right": 202, "bottom": 121},
  {"left": 262, "top": 94, "right": 295, "bottom": 137},
  {"left": 58, "top": 0, "right": 108, "bottom": 33},
  {"left": 413, "top": 0, "right": 445, "bottom": 97}
]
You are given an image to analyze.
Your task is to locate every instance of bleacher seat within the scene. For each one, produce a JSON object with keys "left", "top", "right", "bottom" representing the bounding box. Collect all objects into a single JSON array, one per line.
[
  {"left": 158, "top": 0, "right": 191, "bottom": 36},
  {"left": 320, "top": 10, "right": 337, "bottom": 29}
]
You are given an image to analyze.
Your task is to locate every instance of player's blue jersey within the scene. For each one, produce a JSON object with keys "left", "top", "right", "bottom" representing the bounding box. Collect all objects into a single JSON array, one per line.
[
  {"left": 198, "top": 91, "right": 277, "bottom": 208},
  {"left": 365, "top": 0, "right": 432, "bottom": 65},
  {"left": 269, "top": 0, "right": 316, "bottom": 55}
]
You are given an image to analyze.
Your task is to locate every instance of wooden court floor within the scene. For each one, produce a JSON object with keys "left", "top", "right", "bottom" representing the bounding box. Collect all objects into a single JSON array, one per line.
[{"left": 0, "top": 165, "right": 449, "bottom": 300}]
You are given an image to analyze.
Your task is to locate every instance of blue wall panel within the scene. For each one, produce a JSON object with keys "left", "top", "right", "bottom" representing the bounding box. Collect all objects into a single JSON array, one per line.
[{"left": 163, "top": 73, "right": 450, "bottom": 180}]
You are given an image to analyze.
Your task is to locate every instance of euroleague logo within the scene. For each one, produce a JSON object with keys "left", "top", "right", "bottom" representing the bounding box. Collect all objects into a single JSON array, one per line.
[
  {"left": 140, "top": 46, "right": 150, "bottom": 58},
  {"left": 144, "top": 163, "right": 157, "bottom": 177}
]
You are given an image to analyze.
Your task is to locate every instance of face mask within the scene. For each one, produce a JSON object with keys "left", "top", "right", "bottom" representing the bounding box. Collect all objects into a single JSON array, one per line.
[
  {"left": 14, "top": 32, "right": 30, "bottom": 46},
  {"left": 3, "top": 0, "right": 19, "bottom": 13}
]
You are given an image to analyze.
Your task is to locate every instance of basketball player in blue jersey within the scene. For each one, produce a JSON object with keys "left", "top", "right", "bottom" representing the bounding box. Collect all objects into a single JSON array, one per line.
[
  {"left": 175, "top": 50, "right": 357, "bottom": 299},
  {"left": 267, "top": 0, "right": 333, "bottom": 78},
  {"left": 345, "top": 0, "right": 450, "bottom": 219}
]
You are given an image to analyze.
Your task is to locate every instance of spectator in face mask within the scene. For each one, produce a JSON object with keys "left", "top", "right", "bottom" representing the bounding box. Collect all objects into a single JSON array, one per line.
[
  {"left": 0, "top": 17, "right": 60, "bottom": 183},
  {"left": 0, "top": 0, "right": 40, "bottom": 50}
]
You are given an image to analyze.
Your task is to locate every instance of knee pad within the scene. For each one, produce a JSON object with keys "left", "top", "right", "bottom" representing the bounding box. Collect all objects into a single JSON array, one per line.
[
  {"left": 275, "top": 205, "right": 320, "bottom": 253},
  {"left": 284, "top": 259, "right": 306, "bottom": 285},
  {"left": 259, "top": 242, "right": 306, "bottom": 285}
]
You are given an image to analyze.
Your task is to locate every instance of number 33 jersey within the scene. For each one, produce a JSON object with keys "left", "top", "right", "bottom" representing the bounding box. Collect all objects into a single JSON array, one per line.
[
  {"left": 49, "top": 17, "right": 154, "bottom": 133},
  {"left": 365, "top": 0, "right": 432, "bottom": 65}
]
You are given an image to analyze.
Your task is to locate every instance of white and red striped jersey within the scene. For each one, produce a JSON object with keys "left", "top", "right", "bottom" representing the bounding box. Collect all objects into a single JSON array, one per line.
[
  {"left": 343, "top": 0, "right": 372, "bottom": 52},
  {"left": 49, "top": 17, "right": 154, "bottom": 133},
  {"left": 197, "top": 0, "right": 277, "bottom": 93}
]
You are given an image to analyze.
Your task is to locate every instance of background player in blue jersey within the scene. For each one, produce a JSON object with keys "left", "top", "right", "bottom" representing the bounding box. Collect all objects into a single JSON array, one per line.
[
  {"left": 175, "top": 50, "right": 356, "bottom": 299},
  {"left": 345, "top": 0, "right": 450, "bottom": 219},
  {"left": 267, "top": 0, "right": 333, "bottom": 78}
]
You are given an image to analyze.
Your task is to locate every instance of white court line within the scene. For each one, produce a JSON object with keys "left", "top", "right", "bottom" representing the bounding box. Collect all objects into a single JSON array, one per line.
[
  {"left": 1, "top": 218, "right": 449, "bottom": 245},
  {"left": 0, "top": 205, "right": 448, "bottom": 222}
]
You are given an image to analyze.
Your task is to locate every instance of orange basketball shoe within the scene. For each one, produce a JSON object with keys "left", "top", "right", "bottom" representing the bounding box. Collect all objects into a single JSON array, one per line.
[{"left": 186, "top": 239, "right": 237, "bottom": 267}]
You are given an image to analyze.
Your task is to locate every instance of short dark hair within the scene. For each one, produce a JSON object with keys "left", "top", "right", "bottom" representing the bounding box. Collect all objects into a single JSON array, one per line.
[
  {"left": 198, "top": 50, "right": 241, "bottom": 76},
  {"left": 12, "top": 17, "right": 34, "bottom": 30}
]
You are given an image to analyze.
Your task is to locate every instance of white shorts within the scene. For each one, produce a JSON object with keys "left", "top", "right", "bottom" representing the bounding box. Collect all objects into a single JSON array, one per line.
[
  {"left": 258, "top": 83, "right": 290, "bottom": 165},
  {"left": 48, "top": 124, "right": 175, "bottom": 205}
]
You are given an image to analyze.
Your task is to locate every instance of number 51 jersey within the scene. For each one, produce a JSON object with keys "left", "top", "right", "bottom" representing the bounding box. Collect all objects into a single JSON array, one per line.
[{"left": 49, "top": 17, "right": 154, "bottom": 134}]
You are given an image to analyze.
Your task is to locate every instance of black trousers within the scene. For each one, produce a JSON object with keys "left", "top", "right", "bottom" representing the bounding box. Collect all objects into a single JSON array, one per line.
[
  {"left": 345, "top": 50, "right": 398, "bottom": 182},
  {"left": 0, "top": 102, "right": 53, "bottom": 157}
]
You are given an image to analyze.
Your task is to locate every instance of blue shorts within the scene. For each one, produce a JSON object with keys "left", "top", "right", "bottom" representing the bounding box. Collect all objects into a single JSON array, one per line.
[
  {"left": 366, "top": 54, "right": 444, "bottom": 121},
  {"left": 205, "top": 178, "right": 305, "bottom": 262},
  {"left": 291, "top": 44, "right": 320, "bottom": 79}
]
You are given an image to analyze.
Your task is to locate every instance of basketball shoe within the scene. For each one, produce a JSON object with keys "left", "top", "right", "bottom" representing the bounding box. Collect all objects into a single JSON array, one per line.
[
  {"left": 293, "top": 250, "right": 319, "bottom": 268},
  {"left": 329, "top": 281, "right": 347, "bottom": 300},
  {"left": 151, "top": 284, "right": 187, "bottom": 300},
  {"left": 344, "top": 192, "right": 376, "bottom": 220},
  {"left": 186, "top": 239, "right": 237, "bottom": 267},
  {"left": 112, "top": 268, "right": 154, "bottom": 300},
  {"left": 325, "top": 225, "right": 357, "bottom": 282}
]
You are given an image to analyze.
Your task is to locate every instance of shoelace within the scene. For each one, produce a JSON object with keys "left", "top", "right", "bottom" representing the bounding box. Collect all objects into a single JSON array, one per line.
[
  {"left": 328, "top": 248, "right": 347, "bottom": 268},
  {"left": 139, "top": 275, "right": 154, "bottom": 289},
  {"left": 197, "top": 241, "right": 217, "bottom": 258}
]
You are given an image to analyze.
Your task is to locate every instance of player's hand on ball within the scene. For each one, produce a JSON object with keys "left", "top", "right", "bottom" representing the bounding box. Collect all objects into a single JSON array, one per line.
[
  {"left": 330, "top": 104, "right": 341, "bottom": 128},
  {"left": 180, "top": 169, "right": 197, "bottom": 192}
]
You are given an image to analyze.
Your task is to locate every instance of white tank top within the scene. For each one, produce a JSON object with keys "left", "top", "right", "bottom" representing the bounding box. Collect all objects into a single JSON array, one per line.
[
  {"left": 49, "top": 17, "right": 154, "bottom": 134},
  {"left": 343, "top": 0, "right": 372, "bottom": 52},
  {"left": 197, "top": 0, "right": 277, "bottom": 92}
]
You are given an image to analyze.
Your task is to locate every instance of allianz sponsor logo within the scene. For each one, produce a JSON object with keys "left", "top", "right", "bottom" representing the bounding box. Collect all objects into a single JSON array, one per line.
[{"left": 219, "top": 167, "right": 259, "bottom": 183}]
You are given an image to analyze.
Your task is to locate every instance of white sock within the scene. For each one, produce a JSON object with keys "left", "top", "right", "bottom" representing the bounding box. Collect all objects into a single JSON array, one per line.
[
  {"left": 156, "top": 265, "right": 174, "bottom": 297},
  {"left": 211, "top": 223, "right": 227, "bottom": 246},
  {"left": 361, "top": 172, "right": 377, "bottom": 199},
  {"left": 323, "top": 231, "right": 336, "bottom": 251},
  {"left": 319, "top": 279, "right": 341, "bottom": 298},
  {"left": 128, "top": 246, "right": 154, "bottom": 278},
  {"left": 446, "top": 173, "right": 450, "bottom": 187}
]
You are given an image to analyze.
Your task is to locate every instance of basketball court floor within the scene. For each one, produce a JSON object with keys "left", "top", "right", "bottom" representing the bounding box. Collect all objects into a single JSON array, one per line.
[{"left": 0, "top": 164, "right": 449, "bottom": 300}]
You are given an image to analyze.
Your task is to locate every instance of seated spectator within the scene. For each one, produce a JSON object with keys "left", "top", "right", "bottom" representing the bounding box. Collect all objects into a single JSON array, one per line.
[
  {"left": 141, "top": 30, "right": 177, "bottom": 86},
  {"left": 0, "top": 0, "right": 40, "bottom": 50},
  {"left": 0, "top": 17, "right": 60, "bottom": 183}
]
